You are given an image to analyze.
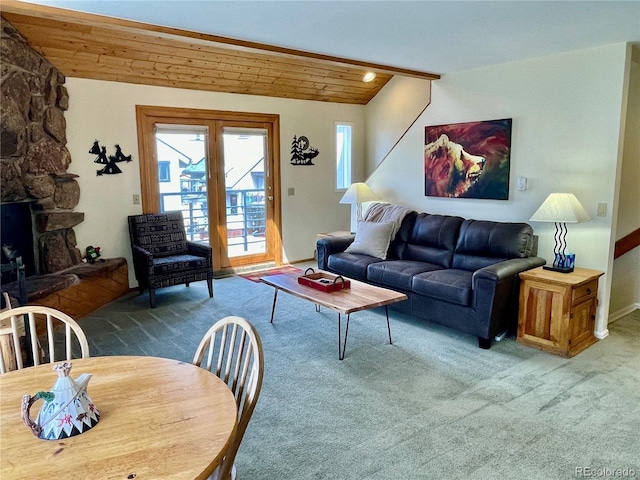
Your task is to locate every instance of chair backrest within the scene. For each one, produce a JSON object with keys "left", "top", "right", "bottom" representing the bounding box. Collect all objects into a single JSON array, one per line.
[
  {"left": 193, "top": 316, "right": 264, "bottom": 479},
  {"left": 127, "top": 211, "right": 189, "bottom": 257},
  {"left": 1, "top": 292, "right": 11, "bottom": 311},
  {"left": 0, "top": 305, "right": 90, "bottom": 374}
]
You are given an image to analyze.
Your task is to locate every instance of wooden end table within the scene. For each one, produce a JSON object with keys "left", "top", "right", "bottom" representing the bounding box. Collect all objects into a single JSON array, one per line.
[
  {"left": 260, "top": 272, "right": 407, "bottom": 360},
  {"left": 517, "top": 266, "right": 604, "bottom": 357}
]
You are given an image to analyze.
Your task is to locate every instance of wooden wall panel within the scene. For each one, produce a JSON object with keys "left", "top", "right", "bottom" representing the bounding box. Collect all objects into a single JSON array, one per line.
[
  {"left": 1, "top": 2, "right": 439, "bottom": 105},
  {"left": 35, "top": 263, "right": 130, "bottom": 320}
]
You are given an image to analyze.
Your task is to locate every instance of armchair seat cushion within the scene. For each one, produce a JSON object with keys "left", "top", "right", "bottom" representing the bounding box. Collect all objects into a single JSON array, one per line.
[
  {"left": 153, "top": 254, "right": 211, "bottom": 275},
  {"left": 411, "top": 269, "right": 473, "bottom": 306}
]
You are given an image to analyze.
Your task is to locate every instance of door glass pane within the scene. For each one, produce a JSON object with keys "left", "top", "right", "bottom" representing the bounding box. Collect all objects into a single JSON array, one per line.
[
  {"left": 155, "top": 126, "right": 209, "bottom": 245},
  {"left": 223, "top": 128, "right": 267, "bottom": 258}
]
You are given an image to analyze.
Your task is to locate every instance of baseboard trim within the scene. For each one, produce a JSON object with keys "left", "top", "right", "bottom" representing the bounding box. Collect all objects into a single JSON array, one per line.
[
  {"left": 292, "top": 258, "right": 315, "bottom": 265},
  {"left": 595, "top": 328, "right": 610, "bottom": 340},
  {"left": 609, "top": 303, "right": 640, "bottom": 323}
]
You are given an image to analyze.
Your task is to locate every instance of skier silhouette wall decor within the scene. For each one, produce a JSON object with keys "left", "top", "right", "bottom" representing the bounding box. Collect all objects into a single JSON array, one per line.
[
  {"left": 290, "top": 135, "right": 319, "bottom": 165},
  {"left": 90, "top": 140, "right": 133, "bottom": 175}
]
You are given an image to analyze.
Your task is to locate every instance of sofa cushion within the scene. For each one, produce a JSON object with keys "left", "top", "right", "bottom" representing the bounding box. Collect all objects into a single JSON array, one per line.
[
  {"left": 411, "top": 269, "right": 473, "bottom": 306},
  {"left": 453, "top": 220, "right": 534, "bottom": 271},
  {"left": 367, "top": 260, "right": 442, "bottom": 291},
  {"left": 345, "top": 221, "right": 394, "bottom": 259},
  {"left": 387, "top": 211, "right": 417, "bottom": 259},
  {"left": 402, "top": 213, "right": 464, "bottom": 268},
  {"left": 327, "top": 252, "right": 383, "bottom": 281}
]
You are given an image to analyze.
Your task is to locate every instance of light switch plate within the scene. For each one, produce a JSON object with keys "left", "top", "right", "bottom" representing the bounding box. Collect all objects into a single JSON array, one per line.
[
  {"left": 516, "top": 177, "right": 527, "bottom": 191},
  {"left": 133, "top": 194, "right": 140, "bottom": 205},
  {"left": 597, "top": 203, "right": 607, "bottom": 216}
]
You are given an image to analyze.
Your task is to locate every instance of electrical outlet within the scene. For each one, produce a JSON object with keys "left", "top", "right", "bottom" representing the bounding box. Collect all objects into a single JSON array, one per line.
[
  {"left": 133, "top": 194, "right": 140, "bottom": 205},
  {"left": 516, "top": 177, "right": 527, "bottom": 191}
]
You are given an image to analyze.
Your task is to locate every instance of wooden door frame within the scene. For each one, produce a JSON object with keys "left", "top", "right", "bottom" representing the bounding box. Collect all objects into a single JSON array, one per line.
[{"left": 135, "top": 105, "right": 282, "bottom": 271}]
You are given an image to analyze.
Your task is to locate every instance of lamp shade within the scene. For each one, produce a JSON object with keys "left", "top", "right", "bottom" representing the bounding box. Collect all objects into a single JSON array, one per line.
[
  {"left": 339, "top": 183, "right": 379, "bottom": 204},
  {"left": 529, "top": 193, "right": 591, "bottom": 224}
]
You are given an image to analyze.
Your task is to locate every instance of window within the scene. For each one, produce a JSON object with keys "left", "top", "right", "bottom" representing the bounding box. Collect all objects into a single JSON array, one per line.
[
  {"left": 335, "top": 122, "right": 352, "bottom": 190},
  {"left": 158, "top": 161, "right": 171, "bottom": 183}
]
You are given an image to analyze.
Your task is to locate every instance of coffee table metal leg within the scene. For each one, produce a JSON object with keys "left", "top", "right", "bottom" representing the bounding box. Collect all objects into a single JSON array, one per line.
[
  {"left": 269, "top": 288, "right": 278, "bottom": 323},
  {"left": 338, "top": 309, "right": 391, "bottom": 360},
  {"left": 338, "top": 313, "right": 351, "bottom": 360}
]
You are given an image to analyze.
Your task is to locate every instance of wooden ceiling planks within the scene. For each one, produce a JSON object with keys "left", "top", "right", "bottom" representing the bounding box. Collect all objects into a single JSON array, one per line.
[{"left": 1, "top": 1, "right": 439, "bottom": 104}]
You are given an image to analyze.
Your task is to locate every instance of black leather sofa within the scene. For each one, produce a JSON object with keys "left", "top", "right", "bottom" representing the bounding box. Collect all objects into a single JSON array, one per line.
[{"left": 317, "top": 210, "right": 546, "bottom": 348}]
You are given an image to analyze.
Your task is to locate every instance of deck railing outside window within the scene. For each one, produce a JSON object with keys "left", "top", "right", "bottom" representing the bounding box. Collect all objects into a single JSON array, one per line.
[{"left": 160, "top": 188, "right": 265, "bottom": 255}]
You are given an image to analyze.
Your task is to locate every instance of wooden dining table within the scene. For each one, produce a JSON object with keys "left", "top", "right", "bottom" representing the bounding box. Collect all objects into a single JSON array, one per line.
[{"left": 0, "top": 356, "right": 238, "bottom": 480}]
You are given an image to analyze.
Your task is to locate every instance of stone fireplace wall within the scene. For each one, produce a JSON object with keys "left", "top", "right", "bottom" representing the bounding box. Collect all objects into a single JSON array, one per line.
[{"left": 1, "top": 18, "right": 84, "bottom": 275}]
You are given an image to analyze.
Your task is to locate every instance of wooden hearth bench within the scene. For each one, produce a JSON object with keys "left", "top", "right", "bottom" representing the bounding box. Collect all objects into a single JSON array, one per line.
[{"left": 1, "top": 258, "right": 129, "bottom": 320}]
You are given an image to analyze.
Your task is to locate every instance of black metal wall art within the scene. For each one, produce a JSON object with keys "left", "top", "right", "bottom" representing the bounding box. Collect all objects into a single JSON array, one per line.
[
  {"left": 290, "top": 135, "right": 319, "bottom": 166},
  {"left": 90, "top": 140, "right": 133, "bottom": 176}
]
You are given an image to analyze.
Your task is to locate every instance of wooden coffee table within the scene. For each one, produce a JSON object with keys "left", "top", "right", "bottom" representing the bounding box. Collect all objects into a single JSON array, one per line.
[{"left": 260, "top": 271, "right": 407, "bottom": 360}]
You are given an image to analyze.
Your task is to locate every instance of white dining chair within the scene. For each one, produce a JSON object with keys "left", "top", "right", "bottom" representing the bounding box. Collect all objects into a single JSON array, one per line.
[
  {"left": 0, "top": 293, "right": 17, "bottom": 372},
  {"left": 1, "top": 292, "right": 11, "bottom": 311},
  {"left": 0, "top": 305, "right": 90, "bottom": 374},
  {"left": 193, "top": 316, "right": 264, "bottom": 480}
]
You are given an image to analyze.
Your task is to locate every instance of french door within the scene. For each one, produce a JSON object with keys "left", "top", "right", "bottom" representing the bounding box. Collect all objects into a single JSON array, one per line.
[
  {"left": 136, "top": 106, "right": 282, "bottom": 271},
  {"left": 220, "top": 125, "right": 269, "bottom": 260}
]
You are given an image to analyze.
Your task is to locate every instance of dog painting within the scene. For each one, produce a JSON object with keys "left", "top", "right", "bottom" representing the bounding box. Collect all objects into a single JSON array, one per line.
[{"left": 425, "top": 119, "right": 512, "bottom": 199}]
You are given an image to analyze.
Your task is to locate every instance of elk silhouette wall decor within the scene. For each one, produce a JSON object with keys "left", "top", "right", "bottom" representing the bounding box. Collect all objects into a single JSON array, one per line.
[
  {"left": 290, "top": 135, "right": 319, "bottom": 166},
  {"left": 89, "top": 140, "right": 133, "bottom": 176}
]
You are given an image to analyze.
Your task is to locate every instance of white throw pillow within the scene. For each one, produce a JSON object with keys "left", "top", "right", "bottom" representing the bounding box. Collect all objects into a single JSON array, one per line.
[{"left": 344, "top": 221, "right": 394, "bottom": 259}]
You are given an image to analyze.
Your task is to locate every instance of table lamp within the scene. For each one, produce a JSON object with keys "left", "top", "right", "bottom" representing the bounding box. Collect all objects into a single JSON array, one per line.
[
  {"left": 339, "top": 183, "right": 379, "bottom": 223},
  {"left": 529, "top": 193, "right": 591, "bottom": 273}
]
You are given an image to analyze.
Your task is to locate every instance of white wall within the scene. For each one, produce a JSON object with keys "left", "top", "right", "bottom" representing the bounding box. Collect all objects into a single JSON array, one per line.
[
  {"left": 64, "top": 78, "right": 364, "bottom": 286},
  {"left": 610, "top": 48, "right": 640, "bottom": 319},
  {"left": 367, "top": 43, "right": 630, "bottom": 336},
  {"left": 365, "top": 76, "right": 431, "bottom": 172}
]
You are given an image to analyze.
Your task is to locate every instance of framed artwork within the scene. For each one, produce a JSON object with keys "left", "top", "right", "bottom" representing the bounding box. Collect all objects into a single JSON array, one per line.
[{"left": 424, "top": 118, "right": 512, "bottom": 199}]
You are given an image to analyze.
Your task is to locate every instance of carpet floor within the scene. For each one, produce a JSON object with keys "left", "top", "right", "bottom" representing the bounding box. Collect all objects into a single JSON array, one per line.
[{"left": 79, "top": 269, "right": 640, "bottom": 480}]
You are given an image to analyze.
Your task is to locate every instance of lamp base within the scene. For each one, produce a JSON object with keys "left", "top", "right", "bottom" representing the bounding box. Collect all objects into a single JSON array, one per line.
[{"left": 543, "top": 264, "right": 574, "bottom": 274}]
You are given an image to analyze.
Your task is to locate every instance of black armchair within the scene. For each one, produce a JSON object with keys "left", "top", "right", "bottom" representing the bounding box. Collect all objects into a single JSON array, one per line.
[{"left": 127, "top": 211, "right": 214, "bottom": 308}]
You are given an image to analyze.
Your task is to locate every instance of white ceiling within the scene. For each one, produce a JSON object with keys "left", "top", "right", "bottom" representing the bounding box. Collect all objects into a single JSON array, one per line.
[{"left": 19, "top": 0, "right": 640, "bottom": 75}]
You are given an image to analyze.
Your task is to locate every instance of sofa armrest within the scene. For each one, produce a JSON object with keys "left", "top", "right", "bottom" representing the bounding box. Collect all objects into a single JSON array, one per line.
[
  {"left": 316, "top": 235, "right": 355, "bottom": 270},
  {"left": 473, "top": 256, "right": 546, "bottom": 283},
  {"left": 187, "top": 241, "right": 213, "bottom": 260},
  {"left": 471, "top": 256, "right": 546, "bottom": 338}
]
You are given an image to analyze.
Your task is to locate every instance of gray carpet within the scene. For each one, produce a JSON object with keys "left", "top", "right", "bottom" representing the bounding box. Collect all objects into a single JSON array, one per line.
[{"left": 80, "top": 271, "right": 640, "bottom": 480}]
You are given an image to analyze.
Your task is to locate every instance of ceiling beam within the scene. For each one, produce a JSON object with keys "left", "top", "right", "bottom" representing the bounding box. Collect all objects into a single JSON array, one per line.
[{"left": 2, "top": 0, "right": 440, "bottom": 81}]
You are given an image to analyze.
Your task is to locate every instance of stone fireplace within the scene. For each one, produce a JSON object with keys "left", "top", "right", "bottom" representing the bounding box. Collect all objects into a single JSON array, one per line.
[{"left": 1, "top": 18, "right": 84, "bottom": 283}]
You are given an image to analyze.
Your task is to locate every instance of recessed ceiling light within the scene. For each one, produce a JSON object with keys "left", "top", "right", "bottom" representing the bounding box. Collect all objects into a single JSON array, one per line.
[{"left": 362, "top": 72, "right": 376, "bottom": 83}]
